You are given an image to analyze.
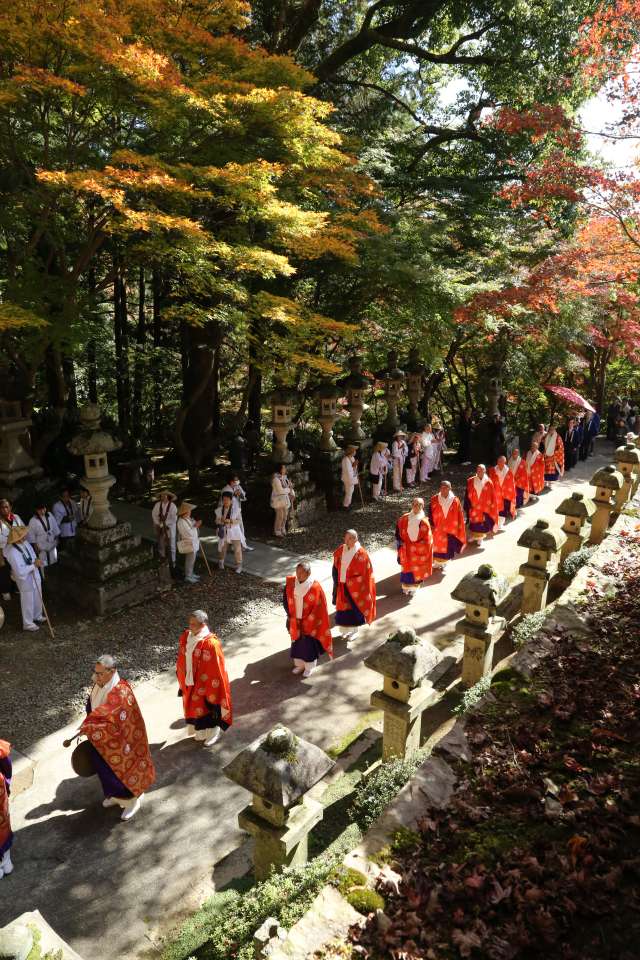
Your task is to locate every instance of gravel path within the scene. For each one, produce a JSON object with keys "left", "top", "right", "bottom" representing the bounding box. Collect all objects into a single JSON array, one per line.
[{"left": 0, "top": 573, "right": 281, "bottom": 750}]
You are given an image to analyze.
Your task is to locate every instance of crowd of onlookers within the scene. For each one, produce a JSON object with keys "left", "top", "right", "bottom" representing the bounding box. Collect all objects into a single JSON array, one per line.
[{"left": 606, "top": 397, "right": 640, "bottom": 441}]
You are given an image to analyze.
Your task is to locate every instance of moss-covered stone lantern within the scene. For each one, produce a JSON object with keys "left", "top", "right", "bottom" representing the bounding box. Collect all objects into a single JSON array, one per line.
[
  {"left": 555, "top": 492, "right": 596, "bottom": 563},
  {"left": 67, "top": 403, "right": 122, "bottom": 529},
  {"left": 340, "top": 357, "right": 371, "bottom": 441},
  {"left": 589, "top": 464, "right": 624, "bottom": 544},
  {"left": 223, "top": 725, "right": 333, "bottom": 880},
  {"left": 517, "top": 519, "right": 566, "bottom": 613},
  {"left": 314, "top": 381, "right": 341, "bottom": 451},
  {"left": 364, "top": 628, "right": 444, "bottom": 761},
  {"left": 380, "top": 350, "right": 405, "bottom": 432},
  {"left": 614, "top": 444, "right": 640, "bottom": 509},
  {"left": 268, "top": 387, "right": 296, "bottom": 463},
  {"left": 451, "top": 564, "right": 509, "bottom": 688}
]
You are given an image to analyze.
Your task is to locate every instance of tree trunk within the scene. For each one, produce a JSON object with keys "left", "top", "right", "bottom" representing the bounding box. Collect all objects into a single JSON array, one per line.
[
  {"left": 152, "top": 267, "right": 162, "bottom": 435},
  {"left": 132, "top": 266, "right": 146, "bottom": 447},
  {"left": 63, "top": 355, "right": 77, "bottom": 409},
  {"left": 113, "top": 256, "right": 131, "bottom": 439},
  {"left": 86, "top": 265, "right": 98, "bottom": 403},
  {"left": 174, "top": 323, "right": 222, "bottom": 484}
]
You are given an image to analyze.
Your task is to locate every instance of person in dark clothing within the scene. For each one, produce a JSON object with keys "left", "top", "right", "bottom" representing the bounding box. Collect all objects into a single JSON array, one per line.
[
  {"left": 580, "top": 411, "right": 600, "bottom": 459},
  {"left": 488, "top": 414, "right": 506, "bottom": 465},
  {"left": 457, "top": 408, "right": 473, "bottom": 464},
  {"left": 563, "top": 418, "right": 579, "bottom": 470},
  {"left": 243, "top": 420, "right": 261, "bottom": 473},
  {"left": 607, "top": 399, "right": 621, "bottom": 440}
]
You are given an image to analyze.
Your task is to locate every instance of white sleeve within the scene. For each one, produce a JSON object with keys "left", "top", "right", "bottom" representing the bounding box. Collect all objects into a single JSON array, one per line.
[
  {"left": 51, "top": 503, "right": 63, "bottom": 525},
  {"left": 27, "top": 519, "right": 39, "bottom": 548},
  {"left": 50, "top": 514, "right": 60, "bottom": 538},
  {"left": 152, "top": 503, "right": 160, "bottom": 524}
]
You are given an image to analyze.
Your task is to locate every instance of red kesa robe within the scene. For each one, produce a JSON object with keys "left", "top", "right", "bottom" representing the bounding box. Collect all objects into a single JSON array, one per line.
[
  {"left": 332, "top": 545, "right": 376, "bottom": 625},
  {"left": 395, "top": 513, "right": 433, "bottom": 583},
  {"left": 284, "top": 576, "right": 333, "bottom": 655},
  {"left": 465, "top": 476, "right": 499, "bottom": 531},
  {"left": 0, "top": 740, "right": 11, "bottom": 856},
  {"left": 526, "top": 449, "right": 545, "bottom": 494},
  {"left": 176, "top": 631, "right": 233, "bottom": 726},
  {"left": 543, "top": 431, "right": 565, "bottom": 479},
  {"left": 488, "top": 465, "right": 516, "bottom": 518},
  {"left": 429, "top": 494, "right": 466, "bottom": 559},
  {"left": 81, "top": 680, "right": 156, "bottom": 798},
  {"left": 509, "top": 456, "right": 530, "bottom": 505}
]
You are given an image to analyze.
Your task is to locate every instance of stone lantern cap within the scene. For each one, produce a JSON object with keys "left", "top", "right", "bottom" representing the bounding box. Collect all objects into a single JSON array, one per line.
[
  {"left": 615, "top": 444, "right": 640, "bottom": 465},
  {"left": 67, "top": 404, "right": 122, "bottom": 457},
  {"left": 268, "top": 387, "right": 297, "bottom": 406},
  {"left": 313, "top": 380, "right": 341, "bottom": 399},
  {"left": 591, "top": 464, "right": 624, "bottom": 491},
  {"left": 340, "top": 357, "right": 371, "bottom": 391},
  {"left": 517, "top": 518, "right": 564, "bottom": 552},
  {"left": 451, "top": 564, "right": 509, "bottom": 611},
  {"left": 406, "top": 347, "right": 425, "bottom": 374},
  {"left": 223, "top": 725, "right": 334, "bottom": 809},
  {"left": 364, "top": 628, "right": 443, "bottom": 684},
  {"left": 556, "top": 492, "right": 596, "bottom": 520}
]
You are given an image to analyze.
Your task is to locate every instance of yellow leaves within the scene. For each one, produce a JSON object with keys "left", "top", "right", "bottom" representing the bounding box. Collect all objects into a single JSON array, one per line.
[
  {"left": 10, "top": 67, "right": 86, "bottom": 98},
  {"left": 99, "top": 40, "right": 179, "bottom": 88},
  {"left": 0, "top": 303, "right": 47, "bottom": 331}
]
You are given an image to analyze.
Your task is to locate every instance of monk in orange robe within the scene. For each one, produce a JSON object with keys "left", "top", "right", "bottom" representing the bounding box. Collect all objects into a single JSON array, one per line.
[
  {"left": 0, "top": 740, "right": 13, "bottom": 878},
  {"left": 428, "top": 481, "right": 466, "bottom": 568},
  {"left": 508, "top": 447, "right": 529, "bottom": 509},
  {"left": 176, "top": 609, "right": 232, "bottom": 747},
  {"left": 489, "top": 455, "right": 516, "bottom": 528},
  {"left": 395, "top": 497, "right": 433, "bottom": 597},
  {"left": 543, "top": 425, "right": 565, "bottom": 482},
  {"left": 332, "top": 529, "right": 376, "bottom": 641},
  {"left": 464, "top": 464, "right": 498, "bottom": 544},
  {"left": 74, "top": 656, "right": 156, "bottom": 822},
  {"left": 526, "top": 441, "right": 545, "bottom": 496},
  {"left": 284, "top": 562, "right": 333, "bottom": 677}
]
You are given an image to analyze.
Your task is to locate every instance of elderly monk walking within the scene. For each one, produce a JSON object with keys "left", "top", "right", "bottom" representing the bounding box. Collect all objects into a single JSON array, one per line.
[
  {"left": 508, "top": 447, "right": 529, "bottom": 510},
  {"left": 66, "top": 655, "right": 155, "bottom": 822},
  {"left": 428, "top": 481, "right": 466, "bottom": 569},
  {"left": 543, "top": 423, "right": 565, "bottom": 484},
  {"left": 395, "top": 497, "right": 433, "bottom": 598},
  {"left": 526, "top": 440, "right": 545, "bottom": 497},
  {"left": 464, "top": 464, "right": 498, "bottom": 546},
  {"left": 176, "top": 610, "right": 232, "bottom": 747},
  {"left": 283, "top": 562, "right": 333, "bottom": 678},
  {"left": 489, "top": 455, "right": 516, "bottom": 529},
  {"left": 0, "top": 740, "right": 13, "bottom": 879},
  {"left": 332, "top": 529, "right": 376, "bottom": 642}
]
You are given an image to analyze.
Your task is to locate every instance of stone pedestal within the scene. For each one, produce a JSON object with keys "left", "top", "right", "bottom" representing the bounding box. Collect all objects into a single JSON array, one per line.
[
  {"left": 589, "top": 465, "right": 624, "bottom": 544},
  {"left": 517, "top": 519, "right": 566, "bottom": 613},
  {"left": 365, "top": 628, "right": 444, "bottom": 760},
  {"left": 340, "top": 357, "right": 371, "bottom": 442},
  {"left": 614, "top": 444, "right": 640, "bottom": 510},
  {"left": 451, "top": 564, "right": 509, "bottom": 688},
  {"left": 0, "top": 911, "right": 85, "bottom": 960},
  {"left": 224, "top": 726, "right": 333, "bottom": 880},
  {"left": 556, "top": 492, "right": 596, "bottom": 562},
  {"left": 314, "top": 382, "right": 341, "bottom": 452},
  {"left": 0, "top": 400, "right": 43, "bottom": 497}
]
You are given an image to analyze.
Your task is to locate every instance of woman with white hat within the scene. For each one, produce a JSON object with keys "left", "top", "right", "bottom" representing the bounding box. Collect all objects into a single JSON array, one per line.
[
  {"left": 391, "top": 430, "right": 408, "bottom": 492},
  {"left": 3, "top": 525, "right": 44, "bottom": 631},
  {"left": 177, "top": 503, "right": 202, "bottom": 584},
  {"left": 152, "top": 490, "right": 178, "bottom": 566},
  {"left": 369, "top": 441, "right": 389, "bottom": 501}
]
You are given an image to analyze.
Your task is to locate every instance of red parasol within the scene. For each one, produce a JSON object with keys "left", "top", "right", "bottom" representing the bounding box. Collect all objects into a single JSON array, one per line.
[{"left": 544, "top": 385, "right": 596, "bottom": 413}]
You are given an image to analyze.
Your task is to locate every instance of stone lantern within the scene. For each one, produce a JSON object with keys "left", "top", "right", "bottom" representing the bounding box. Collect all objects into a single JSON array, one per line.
[
  {"left": 487, "top": 377, "right": 501, "bottom": 418},
  {"left": 405, "top": 348, "right": 425, "bottom": 430},
  {"left": 269, "top": 387, "right": 296, "bottom": 463},
  {"left": 517, "top": 519, "right": 566, "bottom": 614},
  {"left": 314, "top": 381, "right": 341, "bottom": 451},
  {"left": 555, "top": 492, "right": 596, "bottom": 563},
  {"left": 614, "top": 444, "right": 640, "bottom": 510},
  {"left": 365, "top": 628, "right": 444, "bottom": 761},
  {"left": 223, "top": 725, "right": 333, "bottom": 880},
  {"left": 340, "top": 357, "right": 371, "bottom": 442},
  {"left": 589, "top": 464, "right": 624, "bottom": 544},
  {"left": 0, "top": 399, "right": 43, "bottom": 495},
  {"left": 625, "top": 434, "right": 640, "bottom": 494},
  {"left": 380, "top": 350, "right": 405, "bottom": 433},
  {"left": 67, "top": 404, "right": 122, "bottom": 529},
  {"left": 451, "top": 564, "right": 509, "bottom": 688}
]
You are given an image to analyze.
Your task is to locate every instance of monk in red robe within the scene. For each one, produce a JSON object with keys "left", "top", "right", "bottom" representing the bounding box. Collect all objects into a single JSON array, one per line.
[
  {"left": 332, "top": 529, "right": 376, "bottom": 641},
  {"left": 395, "top": 497, "right": 433, "bottom": 597},
  {"left": 176, "top": 609, "right": 232, "bottom": 747},
  {"left": 0, "top": 740, "right": 13, "bottom": 879},
  {"left": 526, "top": 441, "right": 545, "bottom": 496},
  {"left": 543, "top": 424, "right": 565, "bottom": 482},
  {"left": 464, "top": 464, "right": 498, "bottom": 545},
  {"left": 489, "top": 455, "right": 516, "bottom": 529},
  {"left": 66, "top": 655, "right": 156, "bottom": 822},
  {"left": 508, "top": 447, "right": 529, "bottom": 509},
  {"left": 284, "top": 562, "right": 333, "bottom": 678},
  {"left": 429, "top": 481, "right": 466, "bottom": 568}
]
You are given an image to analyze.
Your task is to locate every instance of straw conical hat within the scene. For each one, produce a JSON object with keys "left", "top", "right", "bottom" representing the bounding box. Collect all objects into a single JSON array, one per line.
[
  {"left": 155, "top": 490, "right": 177, "bottom": 502},
  {"left": 177, "top": 501, "right": 196, "bottom": 516},
  {"left": 7, "top": 525, "right": 28, "bottom": 545}
]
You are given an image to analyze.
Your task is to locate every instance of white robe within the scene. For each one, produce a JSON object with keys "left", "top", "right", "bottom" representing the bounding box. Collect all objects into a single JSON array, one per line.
[
  {"left": 4, "top": 540, "right": 43, "bottom": 628},
  {"left": 52, "top": 500, "right": 78, "bottom": 538},
  {"left": 0, "top": 513, "right": 25, "bottom": 554},
  {"left": 177, "top": 516, "right": 200, "bottom": 553},
  {"left": 215, "top": 500, "right": 247, "bottom": 547},
  {"left": 27, "top": 512, "right": 60, "bottom": 566}
]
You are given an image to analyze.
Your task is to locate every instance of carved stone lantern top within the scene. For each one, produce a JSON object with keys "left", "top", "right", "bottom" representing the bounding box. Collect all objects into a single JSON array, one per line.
[
  {"left": 223, "top": 725, "right": 334, "bottom": 809},
  {"left": 556, "top": 491, "right": 596, "bottom": 521},
  {"left": 381, "top": 349, "right": 404, "bottom": 382},
  {"left": 340, "top": 356, "right": 371, "bottom": 391},
  {"left": 313, "top": 380, "right": 341, "bottom": 400},
  {"left": 67, "top": 404, "right": 122, "bottom": 457},
  {"left": 591, "top": 464, "right": 624, "bottom": 491},
  {"left": 364, "top": 627, "right": 443, "bottom": 685},
  {"left": 268, "top": 387, "right": 297, "bottom": 407},
  {"left": 615, "top": 443, "right": 640, "bottom": 465},
  {"left": 406, "top": 347, "right": 426, "bottom": 375},
  {"left": 517, "top": 518, "right": 565, "bottom": 553},
  {"left": 451, "top": 564, "right": 509, "bottom": 612}
]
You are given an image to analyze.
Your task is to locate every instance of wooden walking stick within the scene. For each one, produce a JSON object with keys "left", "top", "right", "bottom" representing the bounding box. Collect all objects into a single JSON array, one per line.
[
  {"left": 199, "top": 546, "right": 214, "bottom": 578},
  {"left": 32, "top": 568, "right": 55, "bottom": 639},
  {"left": 357, "top": 479, "right": 365, "bottom": 509}
]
